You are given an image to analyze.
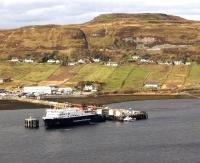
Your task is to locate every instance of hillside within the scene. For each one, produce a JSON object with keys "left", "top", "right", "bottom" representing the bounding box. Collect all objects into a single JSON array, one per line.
[
  {"left": 90, "top": 13, "right": 187, "bottom": 23},
  {"left": 0, "top": 13, "right": 200, "bottom": 62},
  {"left": 1, "top": 63, "right": 200, "bottom": 93}
]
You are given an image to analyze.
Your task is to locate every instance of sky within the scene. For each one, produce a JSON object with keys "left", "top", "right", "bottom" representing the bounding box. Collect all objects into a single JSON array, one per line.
[{"left": 0, "top": 0, "right": 200, "bottom": 29}]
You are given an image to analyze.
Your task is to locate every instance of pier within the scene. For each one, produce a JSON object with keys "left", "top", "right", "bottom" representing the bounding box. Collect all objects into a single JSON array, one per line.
[
  {"left": 0, "top": 96, "right": 72, "bottom": 108},
  {"left": 25, "top": 117, "right": 39, "bottom": 128},
  {"left": 1, "top": 95, "right": 148, "bottom": 122},
  {"left": 96, "top": 108, "right": 148, "bottom": 121}
]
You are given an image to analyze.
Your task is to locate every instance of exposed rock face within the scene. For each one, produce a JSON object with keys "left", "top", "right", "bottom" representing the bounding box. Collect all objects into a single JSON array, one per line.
[
  {"left": 0, "top": 13, "right": 200, "bottom": 60},
  {"left": 0, "top": 25, "right": 88, "bottom": 58}
]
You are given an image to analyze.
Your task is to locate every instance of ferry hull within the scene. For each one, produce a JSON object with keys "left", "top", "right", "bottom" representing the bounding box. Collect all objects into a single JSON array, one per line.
[{"left": 43, "top": 115, "right": 104, "bottom": 128}]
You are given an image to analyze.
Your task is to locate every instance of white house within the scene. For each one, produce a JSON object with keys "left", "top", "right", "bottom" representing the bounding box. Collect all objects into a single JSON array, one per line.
[
  {"left": 174, "top": 61, "right": 184, "bottom": 65},
  {"left": 0, "top": 78, "right": 11, "bottom": 84},
  {"left": 139, "top": 59, "right": 152, "bottom": 64},
  {"left": 55, "top": 60, "right": 60, "bottom": 64},
  {"left": 68, "top": 62, "right": 76, "bottom": 66},
  {"left": 57, "top": 87, "right": 73, "bottom": 95},
  {"left": 144, "top": 82, "right": 160, "bottom": 88},
  {"left": 0, "top": 79, "right": 4, "bottom": 84},
  {"left": 185, "top": 62, "right": 191, "bottom": 65},
  {"left": 78, "top": 59, "right": 86, "bottom": 64},
  {"left": 157, "top": 61, "right": 165, "bottom": 65},
  {"left": 47, "top": 59, "right": 56, "bottom": 64},
  {"left": 92, "top": 58, "right": 100, "bottom": 63},
  {"left": 106, "top": 62, "right": 118, "bottom": 67},
  {"left": 83, "top": 84, "right": 97, "bottom": 92},
  {"left": 24, "top": 58, "right": 34, "bottom": 63},
  {"left": 132, "top": 55, "right": 140, "bottom": 60},
  {"left": 46, "top": 59, "right": 60, "bottom": 64},
  {"left": 157, "top": 61, "right": 172, "bottom": 65},
  {"left": 23, "top": 86, "right": 53, "bottom": 94},
  {"left": 10, "top": 57, "right": 20, "bottom": 62}
]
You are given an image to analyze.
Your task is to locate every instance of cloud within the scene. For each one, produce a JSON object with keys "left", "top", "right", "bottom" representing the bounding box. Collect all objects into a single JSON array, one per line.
[{"left": 0, "top": 0, "right": 200, "bottom": 28}]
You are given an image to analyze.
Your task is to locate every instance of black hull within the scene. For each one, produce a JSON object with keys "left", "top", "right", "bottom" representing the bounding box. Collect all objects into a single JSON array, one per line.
[{"left": 43, "top": 115, "right": 105, "bottom": 128}]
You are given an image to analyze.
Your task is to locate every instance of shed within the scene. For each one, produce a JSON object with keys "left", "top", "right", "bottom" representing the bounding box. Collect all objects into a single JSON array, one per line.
[
  {"left": 24, "top": 58, "right": 34, "bottom": 63},
  {"left": 23, "top": 86, "right": 52, "bottom": 94},
  {"left": 106, "top": 62, "right": 118, "bottom": 67},
  {"left": 144, "top": 82, "right": 160, "bottom": 88},
  {"left": 10, "top": 57, "right": 20, "bottom": 62},
  {"left": 0, "top": 78, "right": 11, "bottom": 84},
  {"left": 83, "top": 84, "right": 97, "bottom": 92},
  {"left": 58, "top": 87, "right": 73, "bottom": 94},
  {"left": 92, "top": 58, "right": 100, "bottom": 63}
]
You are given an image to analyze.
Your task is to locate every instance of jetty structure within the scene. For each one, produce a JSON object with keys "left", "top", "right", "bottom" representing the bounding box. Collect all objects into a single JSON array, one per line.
[
  {"left": 25, "top": 117, "right": 39, "bottom": 128},
  {"left": 96, "top": 107, "right": 148, "bottom": 121},
  {"left": 1, "top": 95, "right": 148, "bottom": 127},
  {"left": 42, "top": 106, "right": 148, "bottom": 128}
]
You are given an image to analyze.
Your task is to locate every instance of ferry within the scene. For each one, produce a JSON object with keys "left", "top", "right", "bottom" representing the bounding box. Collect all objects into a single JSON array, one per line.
[{"left": 42, "top": 107, "right": 101, "bottom": 128}]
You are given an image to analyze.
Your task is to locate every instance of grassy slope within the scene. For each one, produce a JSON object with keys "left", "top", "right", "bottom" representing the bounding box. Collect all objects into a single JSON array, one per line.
[
  {"left": 164, "top": 65, "right": 189, "bottom": 88},
  {"left": 0, "top": 63, "right": 59, "bottom": 81},
  {"left": 1, "top": 62, "right": 200, "bottom": 91},
  {"left": 122, "top": 65, "right": 149, "bottom": 91},
  {"left": 103, "top": 65, "right": 134, "bottom": 92},
  {"left": 144, "top": 65, "right": 172, "bottom": 83},
  {"left": 186, "top": 64, "right": 200, "bottom": 88},
  {"left": 187, "top": 65, "right": 200, "bottom": 82},
  {"left": 48, "top": 65, "right": 84, "bottom": 81},
  {"left": 69, "top": 64, "right": 116, "bottom": 82}
]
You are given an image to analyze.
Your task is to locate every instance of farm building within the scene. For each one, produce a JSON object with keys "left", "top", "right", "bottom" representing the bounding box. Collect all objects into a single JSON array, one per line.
[
  {"left": 0, "top": 78, "right": 11, "bottom": 84},
  {"left": 185, "top": 62, "right": 191, "bottom": 65},
  {"left": 106, "top": 62, "right": 118, "bottom": 67},
  {"left": 144, "top": 82, "right": 160, "bottom": 88},
  {"left": 10, "top": 57, "right": 20, "bottom": 62},
  {"left": 23, "top": 86, "right": 53, "bottom": 94},
  {"left": 24, "top": 58, "right": 34, "bottom": 63},
  {"left": 92, "top": 58, "right": 100, "bottom": 63},
  {"left": 47, "top": 59, "right": 60, "bottom": 64},
  {"left": 78, "top": 59, "right": 86, "bottom": 64},
  {"left": 140, "top": 59, "right": 154, "bottom": 64},
  {"left": 173, "top": 61, "right": 184, "bottom": 65},
  {"left": 68, "top": 62, "right": 76, "bottom": 66},
  {"left": 83, "top": 84, "right": 97, "bottom": 92},
  {"left": 132, "top": 55, "right": 140, "bottom": 60},
  {"left": 57, "top": 87, "right": 73, "bottom": 94}
]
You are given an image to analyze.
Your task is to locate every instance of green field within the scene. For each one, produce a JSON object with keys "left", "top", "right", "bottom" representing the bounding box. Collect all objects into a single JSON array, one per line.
[
  {"left": 144, "top": 65, "right": 172, "bottom": 83},
  {"left": 69, "top": 64, "right": 116, "bottom": 82},
  {"left": 167, "top": 65, "right": 189, "bottom": 81},
  {"left": 122, "top": 66, "right": 150, "bottom": 91},
  {"left": 0, "top": 63, "right": 59, "bottom": 81},
  {"left": 103, "top": 65, "right": 135, "bottom": 92},
  {"left": 0, "top": 62, "right": 200, "bottom": 91},
  {"left": 187, "top": 65, "right": 200, "bottom": 82}
]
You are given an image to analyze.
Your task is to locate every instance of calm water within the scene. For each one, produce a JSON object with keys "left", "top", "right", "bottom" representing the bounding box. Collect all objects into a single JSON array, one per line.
[{"left": 0, "top": 99, "right": 200, "bottom": 163}]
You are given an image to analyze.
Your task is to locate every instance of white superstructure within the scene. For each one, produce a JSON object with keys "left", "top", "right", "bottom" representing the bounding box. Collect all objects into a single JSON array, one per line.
[
  {"left": 43, "top": 107, "right": 94, "bottom": 120},
  {"left": 23, "top": 86, "right": 52, "bottom": 94}
]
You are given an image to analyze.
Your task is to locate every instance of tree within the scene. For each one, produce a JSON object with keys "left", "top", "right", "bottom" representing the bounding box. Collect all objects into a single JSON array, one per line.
[
  {"left": 41, "top": 51, "right": 59, "bottom": 63},
  {"left": 142, "top": 53, "right": 150, "bottom": 59},
  {"left": 196, "top": 57, "right": 200, "bottom": 64}
]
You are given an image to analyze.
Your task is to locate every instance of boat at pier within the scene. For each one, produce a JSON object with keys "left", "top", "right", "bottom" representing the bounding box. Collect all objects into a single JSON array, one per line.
[
  {"left": 42, "top": 107, "right": 101, "bottom": 128},
  {"left": 123, "top": 116, "right": 134, "bottom": 122}
]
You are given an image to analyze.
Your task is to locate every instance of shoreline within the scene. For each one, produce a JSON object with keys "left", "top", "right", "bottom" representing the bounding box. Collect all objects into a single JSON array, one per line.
[
  {"left": 45, "top": 94, "right": 192, "bottom": 105},
  {"left": 0, "top": 94, "right": 196, "bottom": 110},
  {"left": 0, "top": 99, "right": 48, "bottom": 110}
]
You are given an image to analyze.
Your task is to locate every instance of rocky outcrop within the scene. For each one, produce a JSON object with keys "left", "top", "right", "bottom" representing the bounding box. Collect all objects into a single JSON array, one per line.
[{"left": 0, "top": 25, "right": 88, "bottom": 59}]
